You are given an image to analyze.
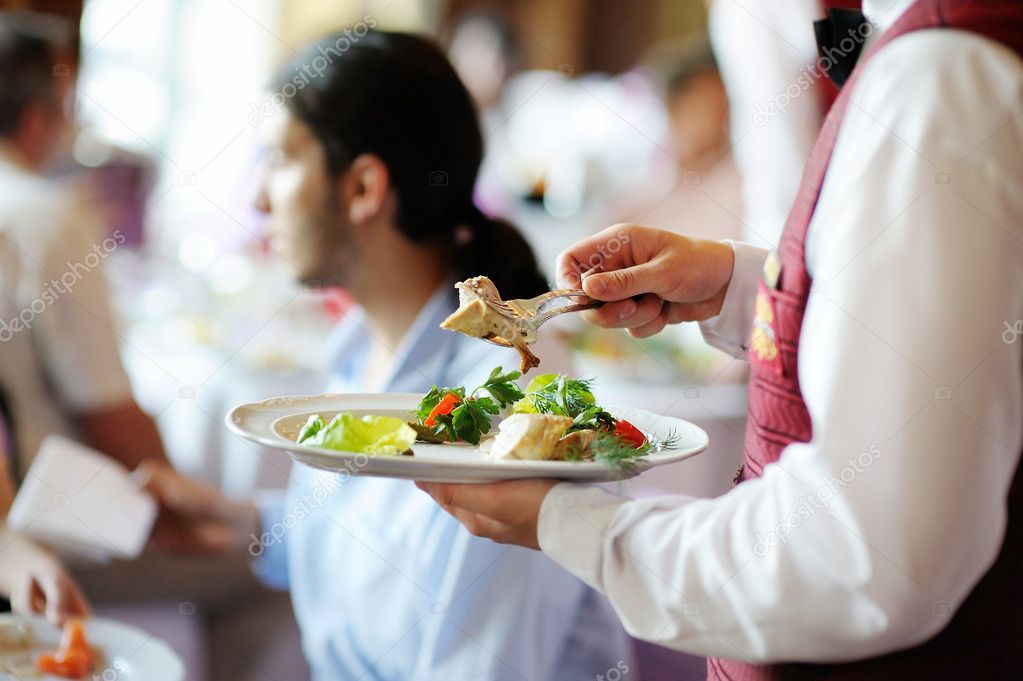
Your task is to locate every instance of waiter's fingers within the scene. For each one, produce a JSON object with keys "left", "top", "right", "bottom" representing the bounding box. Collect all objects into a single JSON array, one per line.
[
  {"left": 417, "top": 481, "right": 505, "bottom": 517},
  {"left": 437, "top": 505, "right": 513, "bottom": 544},
  {"left": 629, "top": 308, "right": 670, "bottom": 339},
  {"left": 555, "top": 224, "right": 640, "bottom": 289},
  {"left": 580, "top": 294, "right": 664, "bottom": 330}
]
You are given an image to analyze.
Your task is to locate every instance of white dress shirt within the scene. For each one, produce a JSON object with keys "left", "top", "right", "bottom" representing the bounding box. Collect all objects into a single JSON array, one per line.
[
  {"left": 538, "top": 0, "right": 1023, "bottom": 663},
  {"left": 0, "top": 146, "right": 133, "bottom": 471}
]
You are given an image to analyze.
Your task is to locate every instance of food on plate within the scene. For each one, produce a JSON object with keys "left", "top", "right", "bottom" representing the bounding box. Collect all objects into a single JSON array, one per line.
[
  {"left": 487, "top": 414, "right": 574, "bottom": 460},
  {"left": 414, "top": 368, "right": 681, "bottom": 468},
  {"left": 440, "top": 276, "right": 541, "bottom": 373},
  {"left": 0, "top": 619, "right": 30, "bottom": 650},
  {"left": 36, "top": 619, "right": 95, "bottom": 679},
  {"left": 1, "top": 617, "right": 38, "bottom": 678},
  {"left": 413, "top": 367, "right": 525, "bottom": 445},
  {"left": 297, "top": 413, "right": 416, "bottom": 455},
  {"left": 292, "top": 367, "right": 679, "bottom": 469},
  {"left": 553, "top": 428, "right": 600, "bottom": 459}
]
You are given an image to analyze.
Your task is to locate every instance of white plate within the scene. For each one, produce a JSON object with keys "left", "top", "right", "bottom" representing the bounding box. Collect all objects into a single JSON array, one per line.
[
  {"left": 0, "top": 615, "right": 184, "bottom": 681},
  {"left": 226, "top": 393, "right": 708, "bottom": 482}
]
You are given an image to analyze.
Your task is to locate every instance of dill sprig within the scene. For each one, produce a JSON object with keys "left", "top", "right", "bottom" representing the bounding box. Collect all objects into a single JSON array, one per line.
[{"left": 566, "top": 427, "right": 684, "bottom": 473}]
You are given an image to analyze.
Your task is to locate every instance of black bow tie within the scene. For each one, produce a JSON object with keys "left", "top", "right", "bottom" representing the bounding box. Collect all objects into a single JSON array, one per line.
[{"left": 814, "top": 8, "right": 871, "bottom": 88}]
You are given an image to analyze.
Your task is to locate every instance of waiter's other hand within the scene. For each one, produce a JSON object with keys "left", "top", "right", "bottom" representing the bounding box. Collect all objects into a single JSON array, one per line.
[
  {"left": 415, "top": 479, "right": 558, "bottom": 550},
  {"left": 557, "top": 224, "right": 735, "bottom": 338},
  {"left": 134, "top": 461, "right": 258, "bottom": 555}
]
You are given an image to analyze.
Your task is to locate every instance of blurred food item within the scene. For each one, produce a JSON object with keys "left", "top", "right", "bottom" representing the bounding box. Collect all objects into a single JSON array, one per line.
[
  {"left": 0, "top": 618, "right": 31, "bottom": 650},
  {"left": 0, "top": 617, "right": 39, "bottom": 678},
  {"left": 36, "top": 619, "right": 96, "bottom": 679}
]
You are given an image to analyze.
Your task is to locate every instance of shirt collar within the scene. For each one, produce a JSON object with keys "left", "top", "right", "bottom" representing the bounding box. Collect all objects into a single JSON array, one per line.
[
  {"left": 863, "top": 0, "right": 918, "bottom": 34},
  {"left": 325, "top": 280, "right": 459, "bottom": 391}
]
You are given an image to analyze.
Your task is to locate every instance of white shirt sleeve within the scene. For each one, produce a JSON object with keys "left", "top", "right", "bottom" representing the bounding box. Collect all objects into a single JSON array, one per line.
[
  {"left": 30, "top": 195, "right": 133, "bottom": 412},
  {"left": 698, "top": 240, "right": 768, "bottom": 358},
  {"left": 538, "top": 30, "right": 1023, "bottom": 663}
]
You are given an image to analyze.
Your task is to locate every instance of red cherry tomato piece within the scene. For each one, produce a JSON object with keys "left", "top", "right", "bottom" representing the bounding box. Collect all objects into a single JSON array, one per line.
[
  {"left": 613, "top": 419, "right": 647, "bottom": 448},
  {"left": 425, "top": 392, "right": 462, "bottom": 427}
]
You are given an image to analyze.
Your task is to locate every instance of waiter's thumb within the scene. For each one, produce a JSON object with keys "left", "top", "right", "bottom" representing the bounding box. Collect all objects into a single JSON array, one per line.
[{"left": 582, "top": 262, "right": 662, "bottom": 301}]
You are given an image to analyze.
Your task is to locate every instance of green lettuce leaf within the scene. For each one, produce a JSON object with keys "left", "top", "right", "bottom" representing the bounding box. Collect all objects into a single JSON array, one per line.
[{"left": 299, "top": 413, "right": 416, "bottom": 455}]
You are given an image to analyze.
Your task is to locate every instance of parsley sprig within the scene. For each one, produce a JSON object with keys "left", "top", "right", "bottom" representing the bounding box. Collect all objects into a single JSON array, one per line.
[{"left": 415, "top": 367, "right": 524, "bottom": 445}]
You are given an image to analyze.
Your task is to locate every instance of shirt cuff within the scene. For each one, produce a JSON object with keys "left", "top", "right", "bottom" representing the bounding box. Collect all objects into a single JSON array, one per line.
[
  {"left": 249, "top": 490, "right": 289, "bottom": 591},
  {"left": 536, "top": 482, "right": 629, "bottom": 591},
  {"left": 698, "top": 240, "right": 769, "bottom": 358}
]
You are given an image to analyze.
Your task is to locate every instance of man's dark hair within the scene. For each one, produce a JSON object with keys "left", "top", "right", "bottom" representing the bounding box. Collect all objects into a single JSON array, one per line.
[
  {"left": 272, "top": 30, "right": 550, "bottom": 300},
  {"left": 0, "top": 13, "right": 63, "bottom": 137}
]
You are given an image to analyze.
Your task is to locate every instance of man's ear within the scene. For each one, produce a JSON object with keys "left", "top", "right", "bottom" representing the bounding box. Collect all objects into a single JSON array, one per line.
[{"left": 339, "top": 153, "right": 391, "bottom": 227}]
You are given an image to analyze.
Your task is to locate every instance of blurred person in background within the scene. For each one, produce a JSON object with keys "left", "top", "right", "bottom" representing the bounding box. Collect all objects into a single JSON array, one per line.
[
  {"left": 622, "top": 35, "right": 742, "bottom": 243},
  {"left": 0, "top": 11, "right": 156, "bottom": 622},
  {"left": 707, "top": 0, "right": 826, "bottom": 248},
  {"left": 0, "top": 13, "right": 166, "bottom": 495},
  {"left": 0, "top": 15, "right": 306, "bottom": 681},
  {"left": 444, "top": 8, "right": 528, "bottom": 221},
  {"left": 139, "top": 30, "right": 631, "bottom": 681}
]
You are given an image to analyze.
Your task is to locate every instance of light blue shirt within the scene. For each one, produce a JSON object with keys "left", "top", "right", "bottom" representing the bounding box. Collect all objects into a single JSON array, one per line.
[{"left": 255, "top": 284, "right": 630, "bottom": 680}]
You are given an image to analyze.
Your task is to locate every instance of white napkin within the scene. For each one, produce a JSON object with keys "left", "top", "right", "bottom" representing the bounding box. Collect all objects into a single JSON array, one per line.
[{"left": 6, "top": 435, "right": 158, "bottom": 563}]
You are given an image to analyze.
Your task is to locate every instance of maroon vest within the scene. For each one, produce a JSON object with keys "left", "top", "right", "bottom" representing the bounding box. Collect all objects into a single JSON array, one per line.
[{"left": 709, "top": 1, "right": 1023, "bottom": 679}]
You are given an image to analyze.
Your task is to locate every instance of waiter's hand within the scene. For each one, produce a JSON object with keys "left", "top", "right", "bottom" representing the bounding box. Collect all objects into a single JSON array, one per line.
[
  {"left": 415, "top": 479, "right": 558, "bottom": 550},
  {"left": 557, "top": 224, "right": 735, "bottom": 338},
  {"left": 0, "top": 527, "right": 91, "bottom": 625},
  {"left": 134, "top": 461, "right": 258, "bottom": 554}
]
